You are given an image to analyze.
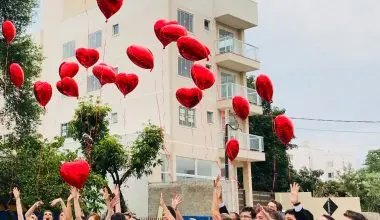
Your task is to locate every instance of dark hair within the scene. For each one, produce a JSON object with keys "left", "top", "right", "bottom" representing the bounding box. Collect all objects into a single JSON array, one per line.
[
  {"left": 111, "top": 213, "right": 127, "bottom": 220},
  {"left": 220, "top": 213, "right": 232, "bottom": 220},
  {"left": 322, "top": 214, "right": 335, "bottom": 220},
  {"left": 88, "top": 213, "right": 101, "bottom": 220},
  {"left": 240, "top": 207, "right": 256, "bottom": 218},
  {"left": 166, "top": 206, "right": 176, "bottom": 218},
  {"left": 343, "top": 210, "right": 367, "bottom": 220},
  {"left": 285, "top": 209, "right": 295, "bottom": 216},
  {"left": 276, "top": 202, "right": 283, "bottom": 212},
  {"left": 230, "top": 212, "right": 240, "bottom": 220}
]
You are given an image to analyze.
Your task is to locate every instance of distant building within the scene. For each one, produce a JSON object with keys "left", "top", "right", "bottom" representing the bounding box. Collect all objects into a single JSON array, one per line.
[{"left": 288, "top": 144, "right": 354, "bottom": 181}]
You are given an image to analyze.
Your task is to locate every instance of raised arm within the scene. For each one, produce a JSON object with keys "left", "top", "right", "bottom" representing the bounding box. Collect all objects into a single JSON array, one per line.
[
  {"left": 290, "top": 183, "right": 313, "bottom": 220},
  {"left": 25, "top": 201, "right": 43, "bottom": 218},
  {"left": 212, "top": 176, "right": 222, "bottom": 220},
  {"left": 104, "top": 187, "right": 114, "bottom": 220},
  {"left": 171, "top": 194, "right": 184, "bottom": 220},
  {"left": 71, "top": 187, "right": 82, "bottom": 220},
  {"left": 66, "top": 191, "right": 74, "bottom": 220},
  {"left": 160, "top": 193, "right": 175, "bottom": 220},
  {"left": 12, "top": 187, "right": 24, "bottom": 220},
  {"left": 50, "top": 198, "right": 67, "bottom": 213},
  {"left": 113, "top": 185, "right": 121, "bottom": 213}
]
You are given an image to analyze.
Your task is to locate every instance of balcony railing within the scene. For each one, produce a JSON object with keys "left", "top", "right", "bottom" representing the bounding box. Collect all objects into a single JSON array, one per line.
[
  {"left": 219, "top": 130, "right": 264, "bottom": 152},
  {"left": 215, "top": 37, "right": 259, "bottom": 62},
  {"left": 218, "top": 83, "right": 262, "bottom": 106}
]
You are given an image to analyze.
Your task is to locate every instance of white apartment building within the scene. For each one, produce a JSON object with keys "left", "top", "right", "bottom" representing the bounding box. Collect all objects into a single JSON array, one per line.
[
  {"left": 288, "top": 145, "right": 354, "bottom": 181},
  {"left": 32, "top": 0, "right": 265, "bottom": 216}
]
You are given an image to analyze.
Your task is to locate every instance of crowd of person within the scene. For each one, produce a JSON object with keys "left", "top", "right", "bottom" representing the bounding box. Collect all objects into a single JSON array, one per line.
[{"left": 9, "top": 176, "right": 368, "bottom": 220}]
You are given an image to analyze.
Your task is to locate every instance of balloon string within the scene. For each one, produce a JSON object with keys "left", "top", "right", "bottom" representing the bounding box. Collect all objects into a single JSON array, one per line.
[{"left": 103, "top": 23, "right": 108, "bottom": 62}]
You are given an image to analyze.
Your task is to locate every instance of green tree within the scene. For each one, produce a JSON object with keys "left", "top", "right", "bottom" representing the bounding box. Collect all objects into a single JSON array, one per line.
[
  {"left": 314, "top": 180, "right": 348, "bottom": 197},
  {"left": 292, "top": 167, "right": 324, "bottom": 193},
  {"left": 69, "top": 98, "right": 164, "bottom": 212},
  {"left": 365, "top": 149, "right": 380, "bottom": 172}
]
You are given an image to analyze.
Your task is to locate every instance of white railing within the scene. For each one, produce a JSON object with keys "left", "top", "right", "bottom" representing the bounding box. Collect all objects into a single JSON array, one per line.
[
  {"left": 218, "top": 83, "right": 262, "bottom": 106},
  {"left": 219, "top": 130, "right": 264, "bottom": 152},
  {"left": 215, "top": 37, "right": 259, "bottom": 61}
]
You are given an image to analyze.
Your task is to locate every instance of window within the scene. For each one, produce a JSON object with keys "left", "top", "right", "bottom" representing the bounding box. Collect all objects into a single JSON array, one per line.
[
  {"left": 206, "top": 64, "right": 212, "bottom": 69},
  {"left": 161, "top": 155, "right": 170, "bottom": 183},
  {"left": 176, "top": 157, "right": 218, "bottom": 181},
  {"left": 177, "top": 10, "right": 193, "bottom": 32},
  {"left": 327, "top": 161, "right": 334, "bottom": 167},
  {"left": 207, "top": 111, "right": 214, "bottom": 124},
  {"left": 179, "top": 106, "right": 196, "bottom": 127},
  {"left": 111, "top": 113, "right": 118, "bottom": 124},
  {"left": 328, "top": 172, "right": 334, "bottom": 178},
  {"left": 218, "top": 29, "right": 235, "bottom": 54},
  {"left": 178, "top": 56, "right": 193, "bottom": 78},
  {"left": 87, "top": 74, "right": 101, "bottom": 92},
  {"left": 204, "top": 19, "right": 210, "bottom": 31},
  {"left": 62, "top": 40, "right": 76, "bottom": 59},
  {"left": 112, "top": 24, "right": 119, "bottom": 36},
  {"left": 61, "top": 123, "right": 68, "bottom": 137},
  {"left": 89, "top": 31, "right": 102, "bottom": 48}
]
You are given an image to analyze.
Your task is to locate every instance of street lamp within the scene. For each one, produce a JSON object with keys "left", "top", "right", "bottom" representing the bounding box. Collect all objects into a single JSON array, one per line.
[{"left": 224, "top": 123, "right": 239, "bottom": 180}]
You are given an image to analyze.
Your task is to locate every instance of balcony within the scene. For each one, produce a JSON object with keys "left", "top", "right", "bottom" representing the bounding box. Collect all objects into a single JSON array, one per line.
[
  {"left": 215, "top": 37, "right": 260, "bottom": 72},
  {"left": 217, "top": 83, "right": 263, "bottom": 115},
  {"left": 214, "top": 0, "right": 258, "bottom": 30},
  {"left": 218, "top": 130, "right": 265, "bottom": 162}
]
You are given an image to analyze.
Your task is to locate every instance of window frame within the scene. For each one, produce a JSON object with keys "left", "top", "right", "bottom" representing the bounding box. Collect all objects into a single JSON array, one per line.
[
  {"left": 61, "top": 123, "right": 68, "bottom": 137},
  {"left": 175, "top": 156, "right": 218, "bottom": 181},
  {"left": 87, "top": 74, "right": 101, "bottom": 93},
  {"left": 111, "top": 112, "right": 118, "bottom": 124},
  {"left": 62, "top": 40, "right": 76, "bottom": 59},
  {"left": 179, "top": 106, "right": 196, "bottom": 127},
  {"left": 177, "top": 56, "right": 193, "bottom": 78},
  {"left": 112, "top": 24, "right": 120, "bottom": 36},
  {"left": 204, "top": 19, "right": 210, "bottom": 31},
  {"left": 177, "top": 9, "right": 194, "bottom": 33},
  {"left": 207, "top": 111, "right": 214, "bottom": 124},
  {"left": 89, "top": 30, "right": 102, "bottom": 48}
]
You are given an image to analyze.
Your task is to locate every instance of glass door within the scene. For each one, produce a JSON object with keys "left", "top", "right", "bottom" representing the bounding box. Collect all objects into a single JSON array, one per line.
[
  {"left": 221, "top": 72, "right": 236, "bottom": 99},
  {"left": 218, "top": 28, "right": 235, "bottom": 54}
]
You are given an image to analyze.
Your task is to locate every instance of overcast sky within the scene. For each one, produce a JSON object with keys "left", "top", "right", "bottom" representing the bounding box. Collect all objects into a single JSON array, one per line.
[{"left": 31, "top": 0, "right": 380, "bottom": 168}]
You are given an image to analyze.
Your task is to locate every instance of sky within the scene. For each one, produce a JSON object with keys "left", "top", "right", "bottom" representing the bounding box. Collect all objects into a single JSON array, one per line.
[{"left": 30, "top": 0, "right": 380, "bottom": 168}]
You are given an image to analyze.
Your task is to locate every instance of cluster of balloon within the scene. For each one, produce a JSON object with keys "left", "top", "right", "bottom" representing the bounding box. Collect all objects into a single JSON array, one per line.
[
  {"left": 60, "top": 159, "right": 90, "bottom": 189},
  {"left": 226, "top": 139, "right": 240, "bottom": 161},
  {"left": 126, "top": 45, "right": 154, "bottom": 71},
  {"left": 255, "top": 74, "right": 274, "bottom": 103},
  {"left": 96, "top": 0, "right": 124, "bottom": 22},
  {"left": 273, "top": 115, "right": 294, "bottom": 146}
]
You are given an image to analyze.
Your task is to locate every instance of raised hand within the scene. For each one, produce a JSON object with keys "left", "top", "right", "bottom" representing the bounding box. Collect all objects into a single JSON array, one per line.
[
  {"left": 213, "top": 175, "right": 221, "bottom": 188},
  {"left": 70, "top": 187, "right": 80, "bottom": 200},
  {"left": 34, "top": 200, "right": 44, "bottom": 208},
  {"left": 290, "top": 183, "right": 300, "bottom": 204},
  {"left": 50, "top": 198, "right": 62, "bottom": 207},
  {"left": 171, "top": 194, "right": 183, "bottom": 210},
  {"left": 103, "top": 187, "right": 110, "bottom": 201},
  {"left": 160, "top": 192, "right": 165, "bottom": 208},
  {"left": 12, "top": 187, "right": 20, "bottom": 199}
]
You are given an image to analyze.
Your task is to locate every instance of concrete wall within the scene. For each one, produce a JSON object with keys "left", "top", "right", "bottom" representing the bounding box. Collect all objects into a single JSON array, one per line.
[
  {"left": 275, "top": 192, "right": 361, "bottom": 219},
  {"left": 362, "top": 212, "right": 380, "bottom": 220}
]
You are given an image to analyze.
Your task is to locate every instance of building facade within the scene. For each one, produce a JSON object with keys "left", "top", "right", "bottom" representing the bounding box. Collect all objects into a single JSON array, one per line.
[
  {"left": 36, "top": 0, "right": 264, "bottom": 216},
  {"left": 288, "top": 145, "right": 354, "bottom": 181}
]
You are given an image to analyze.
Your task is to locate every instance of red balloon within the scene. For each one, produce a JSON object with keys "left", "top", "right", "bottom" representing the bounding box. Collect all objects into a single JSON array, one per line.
[
  {"left": 115, "top": 73, "right": 139, "bottom": 97},
  {"left": 2, "top": 20, "right": 16, "bottom": 44},
  {"left": 92, "top": 63, "right": 116, "bottom": 86},
  {"left": 75, "top": 48, "right": 99, "bottom": 69},
  {"left": 159, "top": 24, "right": 187, "bottom": 46},
  {"left": 177, "top": 36, "right": 209, "bottom": 61},
  {"left": 226, "top": 139, "right": 239, "bottom": 161},
  {"left": 60, "top": 159, "right": 90, "bottom": 189},
  {"left": 154, "top": 19, "right": 178, "bottom": 49},
  {"left": 126, "top": 45, "right": 154, "bottom": 71},
  {"left": 34, "top": 81, "right": 52, "bottom": 108},
  {"left": 255, "top": 74, "right": 274, "bottom": 103},
  {"left": 204, "top": 44, "right": 211, "bottom": 56},
  {"left": 176, "top": 87, "right": 203, "bottom": 109},
  {"left": 96, "top": 0, "right": 123, "bottom": 21},
  {"left": 56, "top": 77, "right": 79, "bottom": 98},
  {"left": 232, "top": 96, "right": 250, "bottom": 120},
  {"left": 191, "top": 64, "right": 215, "bottom": 90},
  {"left": 273, "top": 115, "right": 294, "bottom": 145},
  {"left": 59, "top": 62, "right": 79, "bottom": 79},
  {"left": 9, "top": 63, "right": 24, "bottom": 88}
]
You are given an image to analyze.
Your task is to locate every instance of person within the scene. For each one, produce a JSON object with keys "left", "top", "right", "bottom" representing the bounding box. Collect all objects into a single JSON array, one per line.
[
  {"left": 12, "top": 187, "right": 24, "bottom": 220},
  {"left": 111, "top": 213, "right": 126, "bottom": 220},
  {"left": 25, "top": 200, "right": 44, "bottom": 220},
  {"left": 50, "top": 195, "right": 72, "bottom": 220},
  {"left": 171, "top": 194, "right": 184, "bottom": 220},
  {"left": 42, "top": 210, "right": 54, "bottom": 220},
  {"left": 104, "top": 185, "right": 122, "bottom": 220},
  {"left": 319, "top": 215, "right": 335, "bottom": 220},
  {"left": 267, "top": 200, "right": 278, "bottom": 212},
  {"left": 343, "top": 210, "right": 367, "bottom": 220},
  {"left": 255, "top": 205, "right": 282, "bottom": 220},
  {"left": 160, "top": 193, "right": 176, "bottom": 220},
  {"left": 240, "top": 207, "right": 255, "bottom": 220},
  {"left": 213, "top": 175, "right": 241, "bottom": 220},
  {"left": 284, "top": 183, "right": 313, "bottom": 220},
  {"left": 230, "top": 212, "right": 240, "bottom": 220},
  {"left": 88, "top": 213, "right": 101, "bottom": 220}
]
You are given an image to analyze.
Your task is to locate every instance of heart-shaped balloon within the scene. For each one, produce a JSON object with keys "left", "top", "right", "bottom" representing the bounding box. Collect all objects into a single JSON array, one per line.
[
  {"left": 9, "top": 63, "right": 24, "bottom": 88},
  {"left": 273, "top": 115, "right": 294, "bottom": 145},
  {"left": 92, "top": 63, "right": 116, "bottom": 86},
  {"left": 57, "top": 77, "right": 79, "bottom": 98},
  {"left": 60, "top": 159, "right": 90, "bottom": 189},
  {"left": 34, "top": 81, "right": 53, "bottom": 108},
  {"left": 255, "top": 74, "right": 274, "bottom": 103},
  {"left": 76, "top": 48, "right": 99, "bottom": 69},
  {"left": 159, "top": 24, "right": 187, "bottom": 46},
  {"left": 177, "top": 36, "right": 210, "bottom": 61},
  {"left": 154, "top": 19, "right": 178, "bottom": 49},
  {"left": 2, "top": 20, "right": 16, "bottom": 44},
  {"left": 115, "top": 73, "right": 139, "bottom": 97},
  {"left": 96, "top": 0, "right": 123, "bottom": 21},
  {"left": 232, "top": 96, "right": 250, "bottom": 120},
  {"left": 59, "top": 62, "right": 79, "bottom": 79},
  {"left": 176, "top": 87, "right": 203, "bottom": 109},
  {"left": 191, "top": 64, "right": 215, "bottom": 90},
  {"left": 126, "top": 45, "right": 154, "bottom": 71},
  {"left": 226, "top": 139, "right": 239, "bottom": 161}
]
